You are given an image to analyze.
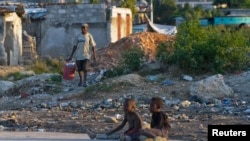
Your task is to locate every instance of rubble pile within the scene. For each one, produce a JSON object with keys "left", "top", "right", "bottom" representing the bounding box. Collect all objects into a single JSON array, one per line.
[{"left": 94, "top": 32, "right": 175, "bottom": 70}]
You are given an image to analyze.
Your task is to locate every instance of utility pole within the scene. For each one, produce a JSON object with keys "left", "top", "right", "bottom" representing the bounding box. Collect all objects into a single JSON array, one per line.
[{"left": 150, "top": 0, "right": 153, "bottom": 23}]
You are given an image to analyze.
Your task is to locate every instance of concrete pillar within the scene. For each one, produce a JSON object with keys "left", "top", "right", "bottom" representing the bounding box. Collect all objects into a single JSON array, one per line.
[
  {"left": 150, "top": 0, "right": 153, "bottom": 23},
  {"left": 4, "top": 13, "right": 22, "bottom": 65},
  {"left": 0, "top": 18, "right": 7, "bottom": 65}
]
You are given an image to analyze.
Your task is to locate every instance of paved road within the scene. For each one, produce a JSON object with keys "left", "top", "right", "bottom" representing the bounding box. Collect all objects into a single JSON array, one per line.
[
  {"left": 0, "top": 132, "right": 182, "bottom": 141},
  {"left": 0, "top": 132, "right": 91, "bottom": 141}
]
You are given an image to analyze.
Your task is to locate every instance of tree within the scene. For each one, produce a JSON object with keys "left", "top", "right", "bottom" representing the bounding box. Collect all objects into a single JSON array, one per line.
[
  {"left": 184, "top": 6, "right": 205, "bottom": 21},
  {"left": 176, "top": 3, "right": 224, "bottom": 22},
  {"left": 90, "top": 0, "right": 100, "bottom": 4},
  {"left": 120, "top": 0, "right": 137, "bottom": 21},
  {"left": 153, "top": 0, "right": 177, "bottom": 24}
]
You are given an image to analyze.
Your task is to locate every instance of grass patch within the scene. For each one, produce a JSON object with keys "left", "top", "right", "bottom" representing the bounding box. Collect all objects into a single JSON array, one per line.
[
  {"left": 29, "top": 57, "right": 64, "bottom": 75},
  {"left": 5, "top": 72, "right": 32, "bottom": 81},
  {"left": 45, "top": 74, "right": 63, "bottom": 84},
  {"left": 80, "top": 81, "right": 135, "bottom": 99}
]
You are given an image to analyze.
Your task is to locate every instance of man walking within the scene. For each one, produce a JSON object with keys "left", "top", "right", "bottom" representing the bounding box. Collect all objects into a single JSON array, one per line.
[{"left": 67, "top": 23, "right": 96, "bottom": 87}]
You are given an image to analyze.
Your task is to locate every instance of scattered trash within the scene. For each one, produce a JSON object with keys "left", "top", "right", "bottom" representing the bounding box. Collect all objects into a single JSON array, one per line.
[
  {"left": 247, "top": 116, "right": 250, "bottom": 122},
  {"left": 161, "top": 80, "right": 174, "bottom": 86},
  {"left": 72, "top": 111, "right": 78, "bottom": 116},
  {"left": 189, "top": 95, "right": 203, "bottom": 103},
  {"left": 244, "top": 108, "right": 250, "bottom": 114},
  {"left": 147, "top": 75, "right": 158, "bottom": 81},
  {"left": 165, "top": 99, "right": 181, "bottom": 106},
  {"left": 115, "top": 114, "right": 122, "bottom": 120},
  {"left": 0, "top": 125, "right": 5, "bottom": 131},
  {"left": 222, "top": 98, "right": 231, "bottom": 106},
  {"left": 214, "top": 99, "right": 222, "bottom": 107},
  {"left": 103, "top": 115, "right": 118, "bottom": 123},
  {"left": 94, "top": 69, "right": 106, "bottom": 82},
  {"left": 180, "top": 100, "right": 191, "bottom": 108},
  {"left": 20, "top": 92, "right": 30, "bottom": 98},
  {"left": 38, "top": 128, "right": 44, "bottom": 132},
  {"left": 182, "top": 75, "right": 193, "bottom": 81},
  {"left": 242, "top": 101, "right": 247, "bottom": 105}
]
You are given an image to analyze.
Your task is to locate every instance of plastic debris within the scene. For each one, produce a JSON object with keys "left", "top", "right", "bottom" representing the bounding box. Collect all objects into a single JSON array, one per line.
[{"left": 161, "top": 80, "right": 174, "bottom": 86}]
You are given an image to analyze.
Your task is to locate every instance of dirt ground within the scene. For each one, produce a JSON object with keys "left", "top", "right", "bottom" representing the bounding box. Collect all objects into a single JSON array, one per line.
[
  {"left": 0, "top": 32, "right": 249, "bottom": 141},
  {"left": 0, "top": 66, "right": 249, "bottom": 141}
]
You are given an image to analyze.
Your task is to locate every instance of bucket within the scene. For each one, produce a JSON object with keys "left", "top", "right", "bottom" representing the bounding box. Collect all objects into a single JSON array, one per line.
[{"left": 63, "top": 61, "right": 76, "bottom": 80}]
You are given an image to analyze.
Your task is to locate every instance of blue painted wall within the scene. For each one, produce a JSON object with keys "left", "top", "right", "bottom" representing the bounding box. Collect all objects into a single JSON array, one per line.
[
  {"left": 200, "top": 16, "right": 250, "bottom": 26},
  {"left": 214, "top": 16, "right": 250, "bottom": 25}
]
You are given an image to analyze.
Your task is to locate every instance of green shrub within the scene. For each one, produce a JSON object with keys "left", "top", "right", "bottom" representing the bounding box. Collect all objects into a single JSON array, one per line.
[
  {"left": 5, "top": 72, "right": 31, "bottom": 81},
  {"left": 46, "top": 74, "right": 62, "bottom": 84},
  {"left": 156, "top": 41, "right": 175, "bottom": 64},
  {"left": 119, "top": 46, "right": 144, "bottom": 72},
  {"left": 103, "top": 66, "right": 124, "bottom": 78},
  {"left": 29, "top": 58, "right": 49, "bottom": 74},
  {"left": 29, "top": 57, "right": 64, "bottom": 75},
  {"left": 171, "top": 21, "right": 250, "bottom": 74},
  {"left": 104, "top": 47, "right": 145, "bottom": 78}
]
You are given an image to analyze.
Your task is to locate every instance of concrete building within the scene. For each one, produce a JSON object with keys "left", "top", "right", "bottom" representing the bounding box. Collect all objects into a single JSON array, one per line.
[
  {"left": 0, "top": 8, "right": 22, "bottom": 65},
  {"left": 175, "top": 0, "right": 214, "bottom": 10},
  {"left": 22, "top": 4, "right": 132, "bottom": 59},
  {"left": 220, "top": 9, "right": 250, "bottom": 16},
  {"left": 0, "top": 3, "right": 132, "bottom": 65}
]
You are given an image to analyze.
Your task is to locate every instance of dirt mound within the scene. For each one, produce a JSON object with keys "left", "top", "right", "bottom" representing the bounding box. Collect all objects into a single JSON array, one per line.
[{"left": 94, "top": 32, "right": 175, "bottom": 70}]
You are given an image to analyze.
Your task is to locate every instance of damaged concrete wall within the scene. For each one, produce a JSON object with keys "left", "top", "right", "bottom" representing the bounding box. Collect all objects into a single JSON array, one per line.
[
  {"left": 108, "top": 7, "right": 132, "bottom": 43},
  {"left": 0, "top": 17, "right": 7, "bottom": 65},
  {"left": 0, "top": 12, "right": 22, "bottom": 65},
  {"left": 4, "top": 13, "right": 22, "bottom": 65},
  {"left": 24, "top": 4, "right": 108, "bottom": 58},
  {"left": 23, "top": 4, "right": 132, "bottom": 59}
]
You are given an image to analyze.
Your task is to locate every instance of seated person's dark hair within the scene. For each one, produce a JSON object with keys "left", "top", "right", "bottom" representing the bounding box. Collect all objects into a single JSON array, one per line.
[{"left": 151, "top": 97, "right": 163, "bottom": 109}]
